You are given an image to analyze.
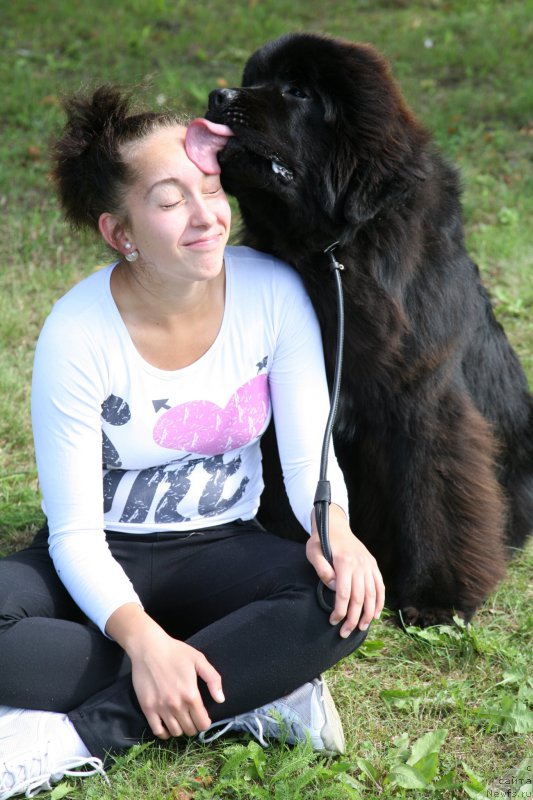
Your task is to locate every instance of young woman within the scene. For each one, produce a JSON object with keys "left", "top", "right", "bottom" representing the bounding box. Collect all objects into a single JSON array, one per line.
[{"left": 0, "top": 86, "right": 384, "bottom": 799}]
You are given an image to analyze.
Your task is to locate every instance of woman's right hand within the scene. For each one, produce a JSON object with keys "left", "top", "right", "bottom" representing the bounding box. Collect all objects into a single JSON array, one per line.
[{"left": 105, "top": 603, "right": 225, "bottom": 739}]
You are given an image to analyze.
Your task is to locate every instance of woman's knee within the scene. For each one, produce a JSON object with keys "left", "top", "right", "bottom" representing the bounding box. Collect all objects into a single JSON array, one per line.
[{"left": 0, "top": 552, "right": 81, "bottom": 624}]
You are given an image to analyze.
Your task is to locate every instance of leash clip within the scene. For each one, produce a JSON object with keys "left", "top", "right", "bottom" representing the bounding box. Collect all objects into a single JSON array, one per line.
[{"left": 324, "top": 241, "right": 344, "bottom": 272}]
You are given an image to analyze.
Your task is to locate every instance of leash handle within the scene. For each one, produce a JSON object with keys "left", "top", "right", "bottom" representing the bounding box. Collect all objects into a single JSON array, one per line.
[{"left": 315, "top": 243, "right": 344, "bottom": 612}]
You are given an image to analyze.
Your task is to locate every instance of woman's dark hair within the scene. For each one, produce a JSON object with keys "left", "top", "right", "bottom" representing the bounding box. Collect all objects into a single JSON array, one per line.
[{"left": 51, "top": 85, "right": 183, "bottom": 232}]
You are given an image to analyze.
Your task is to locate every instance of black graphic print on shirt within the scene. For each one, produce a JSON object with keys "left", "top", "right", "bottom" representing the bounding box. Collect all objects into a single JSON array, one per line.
[
  {"left": 100, "top": 366, "right": 268, "bottom": 524},
  {"left": 101, "top": 395, "right": 131, "bottom": 468}
]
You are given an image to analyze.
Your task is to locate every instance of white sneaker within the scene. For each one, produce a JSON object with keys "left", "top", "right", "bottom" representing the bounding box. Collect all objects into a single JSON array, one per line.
[
  {"left": 199, "top": 676, "right": 345, "bottom": 754},
  {"left": 0, "top": 706, "right": 107, "bottom": 800}
]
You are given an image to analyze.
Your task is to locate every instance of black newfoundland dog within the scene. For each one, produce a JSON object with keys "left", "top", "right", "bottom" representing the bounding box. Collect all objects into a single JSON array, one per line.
[{"left": 186, "top": 32, "right": 533, "bottom": 626}]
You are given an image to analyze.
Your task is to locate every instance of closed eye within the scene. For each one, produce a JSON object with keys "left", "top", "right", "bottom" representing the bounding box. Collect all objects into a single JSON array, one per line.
[{"left": 202, "top": 177, "right": 223, "bottom": 195}]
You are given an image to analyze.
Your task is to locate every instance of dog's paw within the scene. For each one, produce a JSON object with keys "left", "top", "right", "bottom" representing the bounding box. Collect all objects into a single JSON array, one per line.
[{"left": 400, "top": 606, "right": 470, "bottom": 628}]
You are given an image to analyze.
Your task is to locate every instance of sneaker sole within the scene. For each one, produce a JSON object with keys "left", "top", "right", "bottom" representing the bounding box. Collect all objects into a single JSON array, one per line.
[{"left": 319, "top": 680, "right": 345, "bottom": 755}]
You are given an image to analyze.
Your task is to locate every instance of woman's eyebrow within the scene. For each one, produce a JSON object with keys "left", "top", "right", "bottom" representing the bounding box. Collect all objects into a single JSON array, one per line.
[{"left": 144, "top": 177, "right": 182, "bottom": 198}]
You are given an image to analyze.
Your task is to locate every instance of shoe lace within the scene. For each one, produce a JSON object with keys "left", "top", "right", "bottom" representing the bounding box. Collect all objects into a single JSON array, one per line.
[
  {"left": 200, "top": 711, "right": 277, "bottom": 747},
  {"left": 55, "top": 755, "right": 108, "bottom": 781},
  {"left": 2, "top": 752, "right": 108, "bottom": 798},
  {"left": 199, "top": 707, "right": 305, "bottom": 749},
  {"left": 1, "top": 749, "right": 48, "bottom": 798}
]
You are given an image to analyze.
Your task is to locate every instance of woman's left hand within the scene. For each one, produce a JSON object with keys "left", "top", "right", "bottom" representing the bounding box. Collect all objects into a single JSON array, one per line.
[{"left": 306, "top": 504, "right": 385, "bottom": 637}]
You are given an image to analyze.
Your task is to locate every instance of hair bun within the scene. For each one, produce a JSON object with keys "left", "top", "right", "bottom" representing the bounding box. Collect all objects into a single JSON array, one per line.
[{"left": 62, "top": 85, "right": 133, "bottom": 153}]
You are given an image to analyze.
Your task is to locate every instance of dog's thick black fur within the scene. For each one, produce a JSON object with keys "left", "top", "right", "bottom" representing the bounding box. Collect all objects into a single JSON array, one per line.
[{"left": 206, "top": 32, "right": 533, "bottom": 626}]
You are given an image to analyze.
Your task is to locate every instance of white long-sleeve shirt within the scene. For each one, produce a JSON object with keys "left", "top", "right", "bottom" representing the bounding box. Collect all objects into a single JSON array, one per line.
[{"left": 31, "top": 245, "right": 349, "bottom": 633}]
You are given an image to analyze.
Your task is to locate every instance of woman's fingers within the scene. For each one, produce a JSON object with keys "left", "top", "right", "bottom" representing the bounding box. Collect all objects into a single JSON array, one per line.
[
  {"left": 130, "top": 633, "right": 224, "bottom": 740},
  {"left": 330, "top": 555, "right": 358, "bottom": 629},
  {"left": 342, "top": 564, "right": 385, "bottom": 636},
  {"left": 374, "top": 564, "right": 386, "bottom": 618},
  {"left": 145, "top": 689, "right": 210, "bottom": 739},
  {"left": 305, "top": 534, "right": 336, "bottom": 587},
  {"left": 307, "top": 527, "right": 385, "bottom": 637},
  {"left": 341, "top": 571, "right": 374, "bottom": 636},
  {"left": 196, "top": 653, "right": 225, "bottom": 705},
  {"left": 144, "top": 707, "right": 173, "bottom": 739}
]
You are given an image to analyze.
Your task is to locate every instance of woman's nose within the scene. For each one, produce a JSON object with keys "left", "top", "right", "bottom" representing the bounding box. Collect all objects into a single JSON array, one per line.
[{"left": 190, "top": 195, "right": 217, "bottom": 226}]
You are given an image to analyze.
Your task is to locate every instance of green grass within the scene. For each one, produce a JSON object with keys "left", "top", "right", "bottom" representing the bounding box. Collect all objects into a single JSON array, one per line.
[{"left": 1, "top": 0, "right": 532, "bottom": 797}]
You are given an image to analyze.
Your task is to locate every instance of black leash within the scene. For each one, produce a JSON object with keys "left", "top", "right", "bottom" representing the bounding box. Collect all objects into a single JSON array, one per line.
[{"left": 315, "top": 242, "right": 345, "bottom": 613}]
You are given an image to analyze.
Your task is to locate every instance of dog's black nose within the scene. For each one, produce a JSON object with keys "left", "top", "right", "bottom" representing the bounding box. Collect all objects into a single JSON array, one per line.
[{"left": 208, "top": 88, "right": 240, "bottom": 112}]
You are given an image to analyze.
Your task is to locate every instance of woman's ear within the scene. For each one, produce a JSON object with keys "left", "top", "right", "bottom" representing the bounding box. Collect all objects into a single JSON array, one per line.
[{"left": 99, "top": 212, "right": 131, "bottom": 255}]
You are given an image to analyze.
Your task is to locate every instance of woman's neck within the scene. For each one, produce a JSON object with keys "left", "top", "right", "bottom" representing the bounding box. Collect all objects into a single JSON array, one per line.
[
  {"left": 110, "top": 260, "right": 226, "bottom": 370},
  {"left": 112, "top": 259, "right": 224, "bottom": 318}
]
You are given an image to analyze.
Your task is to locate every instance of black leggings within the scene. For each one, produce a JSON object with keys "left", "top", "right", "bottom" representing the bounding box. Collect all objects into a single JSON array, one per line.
[{"left": 0, "top": 521, "right": 367, "bottom": 761}]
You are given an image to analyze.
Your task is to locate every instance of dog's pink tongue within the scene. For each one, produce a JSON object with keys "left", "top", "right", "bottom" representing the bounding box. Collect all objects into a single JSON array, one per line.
[{"left": 185, "top": 118, "right": 234, "bottom": 175}]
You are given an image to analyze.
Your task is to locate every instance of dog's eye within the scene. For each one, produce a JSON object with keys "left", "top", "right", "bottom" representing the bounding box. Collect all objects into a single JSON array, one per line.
[{"left": 283, "top": 85, "right": 309, "bottom": 100}]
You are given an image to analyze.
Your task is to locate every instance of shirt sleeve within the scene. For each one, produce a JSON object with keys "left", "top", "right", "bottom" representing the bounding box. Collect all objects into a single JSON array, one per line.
[
  {"left": 267, "top": 269, "right": 349, "bottom": 533},
  {"left": 31, "top": 310, "right": 143, "bottom": 635}
]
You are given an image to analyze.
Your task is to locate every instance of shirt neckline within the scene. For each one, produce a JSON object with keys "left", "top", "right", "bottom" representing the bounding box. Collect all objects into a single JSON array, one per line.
[{"left": 103, "top": 255, "right": 232, "bottom": 379}]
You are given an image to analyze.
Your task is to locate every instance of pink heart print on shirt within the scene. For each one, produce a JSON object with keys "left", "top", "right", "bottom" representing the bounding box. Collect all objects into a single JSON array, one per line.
[{"left": 153, "top": 374, "right": 269, "bottom": 455}]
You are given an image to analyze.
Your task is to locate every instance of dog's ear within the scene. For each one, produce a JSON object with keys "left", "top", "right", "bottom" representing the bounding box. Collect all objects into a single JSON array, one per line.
[
  {"left": 321, "top": 42, "right": 433, "bottom": 224},
  {"left": 340, "top": 141, "right": 433, "bottom": 224}
]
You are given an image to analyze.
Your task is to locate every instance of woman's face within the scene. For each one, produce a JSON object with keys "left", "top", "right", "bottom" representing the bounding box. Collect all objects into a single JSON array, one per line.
[{"left": 121, "top": 124, "right": 231, "bottom": 285}]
